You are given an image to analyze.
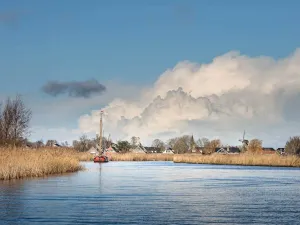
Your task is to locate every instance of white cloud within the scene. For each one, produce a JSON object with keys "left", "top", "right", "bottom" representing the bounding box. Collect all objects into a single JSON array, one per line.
[{"left": 77, "top": 49, "right": 300, "bottom": 147}]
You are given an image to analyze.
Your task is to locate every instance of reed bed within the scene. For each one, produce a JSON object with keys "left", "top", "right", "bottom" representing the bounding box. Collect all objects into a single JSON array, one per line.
[
  {"left": 110, "top": 153, "right": 174, "bottom": 161},
  {"left": 173, "top": 153, "right": 300, "bottom": 167},
  {"left": 0, "top": 147, "right": 85, "bottom": 180}
]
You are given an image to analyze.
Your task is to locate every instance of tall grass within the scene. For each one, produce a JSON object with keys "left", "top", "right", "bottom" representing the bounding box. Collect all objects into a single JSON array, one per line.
[
  {"left": 110, "top": 153, "right": 174, "bottom": 161},
  {"left": 0, "top": 147, "right": 85, "bottom": 180},
  {"left": 173, "top": 153, "right": 300, "bottom": 167}
]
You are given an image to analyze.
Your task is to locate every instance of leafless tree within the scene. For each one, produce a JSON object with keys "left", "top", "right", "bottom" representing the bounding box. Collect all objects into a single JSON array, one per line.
[
  {"left": 196, "top": 137, "right": 210, "bottom": 147},
  {"left": 247, "top": 139, "right": 263, "bottom": 153},
  {"left": 152, "top": 138, "right": 165, "bottom": 152},
  {"left": 168, "top": 135, "right": 191, "bottom": 154},
  {"left": 203, "top": 139, "right": 221, "bottom": 154},
  {"left": 0, "top": 95, "right": 32, "bottom": 147},
  {"left": 46, "top": 139, "right": 57, "bottom": 147},
  {"left": 285, "top": 136, "right": 300, "bottom": 155}
]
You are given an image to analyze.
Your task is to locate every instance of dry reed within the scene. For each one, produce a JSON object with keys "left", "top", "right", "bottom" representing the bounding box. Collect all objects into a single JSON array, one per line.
[
  {"left": 110, "top": 153, "right": 174, "bottom": 161},
  {"left": 0, "top": 147, "right": 85, "bottom": 180},
  {"left": 173, "top": 153, "right": 300, "bottom": 167}
]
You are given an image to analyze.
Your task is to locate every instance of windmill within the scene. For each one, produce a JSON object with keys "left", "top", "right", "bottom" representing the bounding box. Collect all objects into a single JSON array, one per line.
[{"left": 238, "top": 130, "right": 249, "bottom": 152}]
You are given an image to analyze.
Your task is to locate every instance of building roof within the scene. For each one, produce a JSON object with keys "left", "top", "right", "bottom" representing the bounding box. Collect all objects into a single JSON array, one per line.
[
  {"left": 144, "top": 147, "right": 160, "bottom": 153},
  {"left": 215, "top": 146, "right": 241, "bottom": 153},
  {"left": 262, "top": 147, "right": 276, "bottom": 151}
]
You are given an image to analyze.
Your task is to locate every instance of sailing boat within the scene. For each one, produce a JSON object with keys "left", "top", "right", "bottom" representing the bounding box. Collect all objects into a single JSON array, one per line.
[{"left": 94, "top": 110, "right": 109, "bottom": 163}]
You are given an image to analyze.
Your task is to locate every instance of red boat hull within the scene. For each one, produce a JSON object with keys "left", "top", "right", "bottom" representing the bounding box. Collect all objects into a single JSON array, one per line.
[{"left": 94, "top": 155, "right": 109, "bottom": 163}]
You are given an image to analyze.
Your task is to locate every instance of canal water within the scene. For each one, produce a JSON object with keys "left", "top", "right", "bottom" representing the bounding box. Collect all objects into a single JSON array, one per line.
[{"left": 1, "top": 161, "right": 300, "bottom": 224}]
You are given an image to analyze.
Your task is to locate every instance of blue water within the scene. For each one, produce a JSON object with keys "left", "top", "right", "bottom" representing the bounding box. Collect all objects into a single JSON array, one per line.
[{"left": 1, "top": 161, "right": 300, "bottom": 224}]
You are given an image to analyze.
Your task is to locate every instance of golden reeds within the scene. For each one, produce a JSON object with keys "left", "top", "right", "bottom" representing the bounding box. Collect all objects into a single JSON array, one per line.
[
  {"left": 2, "top": 145, "right": 299, "bottom": 181},
  {"left": 0, "top": 147, "right": 85, "bottom": 180},
  {"left": 110, "top": 153, "right": 174, "bottom": 161},
  {"left": 173, "top": 153, "right": 300, "bottom": 167}
]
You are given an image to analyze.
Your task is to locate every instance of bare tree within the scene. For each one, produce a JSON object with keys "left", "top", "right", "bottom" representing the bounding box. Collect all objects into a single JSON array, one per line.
[
  {"left": 46, "top": 140, "right": 57, "bottom": 147},
  {"left": 173, "top": 135, "right": 191, "bottom": 154},
  {"left": 36, "top": 139, "right": 44, "bottom": 148},
  {"left": 167, "top": 137, "right": 179, "bottom": 149},
  {"left": 152, "top": 139, "right": 165, "bottom": 152},
  {"left": 0, "top": 95, "right": 32, "bottom": 147},
  {"left": 247, "top": 139, "right": 263, "bottom": 153},
  {"left": 285, "top": 136, "right": 300, "bottom": 155},
  {"left": 203, "top": 139, "right": 221, "bottom": 154},
  {"left": 196, "top": 137, "right": 210, "bottom": 147}
]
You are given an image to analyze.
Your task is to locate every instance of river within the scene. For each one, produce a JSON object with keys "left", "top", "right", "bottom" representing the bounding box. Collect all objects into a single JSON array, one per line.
[{"left": 1, "top": 161, "right": 300, "bottom": 224}]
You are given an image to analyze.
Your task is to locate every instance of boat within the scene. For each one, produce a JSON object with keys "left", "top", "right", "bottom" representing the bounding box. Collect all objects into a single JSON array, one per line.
[
  {"left": 93, "top": 110, "right": 109, "bottom": 163},
  {"left": 94, "top": 155, "right": 109, "bottom": 163}
]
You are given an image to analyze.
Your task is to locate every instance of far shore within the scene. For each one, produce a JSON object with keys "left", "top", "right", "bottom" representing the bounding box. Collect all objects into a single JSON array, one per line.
[{"left": 173, "top": 153, "right": 300, "bottom": 167}]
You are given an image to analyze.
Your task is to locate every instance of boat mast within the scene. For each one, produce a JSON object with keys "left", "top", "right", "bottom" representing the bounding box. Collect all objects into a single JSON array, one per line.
[{"left": 99, "top": 110, "right": 103, "bottom": 153}]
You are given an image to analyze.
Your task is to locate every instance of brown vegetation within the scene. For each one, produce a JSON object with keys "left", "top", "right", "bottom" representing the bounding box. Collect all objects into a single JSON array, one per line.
[
  {"left": 202, "top": 139, "right": 221, "bottom": 154},
  {"left": 247, "top": 139, "right": 263, "bottom": 153},
  {"left": 173, "top": 153, "right": 300, "bottom": 167},
  {"left": 285, "top": 136, "right": 300, "bottom": 155},
  {"left": 0, "top": 147, "right": 85, "bottom": 180},
  {"left": 110, "top": 153, "right": 174, "bottom": 161}
]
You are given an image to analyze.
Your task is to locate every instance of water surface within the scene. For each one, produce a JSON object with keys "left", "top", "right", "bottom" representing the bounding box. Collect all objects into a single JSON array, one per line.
[{"left": 1, "top": 161, "right": 300, "bottom": 224}]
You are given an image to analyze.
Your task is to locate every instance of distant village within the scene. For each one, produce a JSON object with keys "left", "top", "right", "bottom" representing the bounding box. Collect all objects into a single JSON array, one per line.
[{"left": 25, "top": 134, "right": 286, "bottom": 156}]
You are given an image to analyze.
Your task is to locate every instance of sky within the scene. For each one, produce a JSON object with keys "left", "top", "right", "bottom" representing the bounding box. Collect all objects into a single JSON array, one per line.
[{"left": 1, "top": 0, "right": 300, "bottom": 147}]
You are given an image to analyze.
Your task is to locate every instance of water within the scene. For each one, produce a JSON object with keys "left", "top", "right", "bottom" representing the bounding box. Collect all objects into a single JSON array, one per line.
[{"left": 1, "top": 161, "right": 300, "bottom": 225}]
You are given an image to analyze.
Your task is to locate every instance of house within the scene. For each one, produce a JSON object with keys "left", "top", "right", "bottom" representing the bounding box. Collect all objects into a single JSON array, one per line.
[
  {"left": 215, "top": 146, "right": 241, "bottom": 154},
  {"left": 144, "top": 147, "right": 160, "bottom": 153},
  {"left": 88, "top": 146, "right": 99, "bottom": 155},
  {"left": 129, "top": 143, "right": 147, "bottom": 153},
  {"left": 162, "top": 148, "right": 175, "bottom": 154},
  {"left": 106, "top": 146, "right": 116, "bottom": 153},
  {"left": 189, "top": 146, "right": 204, "bottom": 154},
  {"left": 262, "top": 147, "right": 276, "bottom": 154},
  {"left": 276, "top": 148, "right": 285, "bottom": 155},
  {"left": 130, "top": 146, "right": 147, "bottom": 153}
]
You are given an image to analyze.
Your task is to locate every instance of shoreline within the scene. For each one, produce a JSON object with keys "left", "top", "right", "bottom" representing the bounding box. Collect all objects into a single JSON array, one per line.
[
  {"left": 2, "top": 149, "right": 300, "bottom": 180},
  {"left": 173, "top": 154, "right": 300, "bottom": 168},
  {"left": 0, "top": 148, "right": 85, "bottom": 181}
]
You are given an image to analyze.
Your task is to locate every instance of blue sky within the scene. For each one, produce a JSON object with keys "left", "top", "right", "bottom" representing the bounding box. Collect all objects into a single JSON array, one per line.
[{"left": 1, "top": 0, "right": 300, "bottom": 145}]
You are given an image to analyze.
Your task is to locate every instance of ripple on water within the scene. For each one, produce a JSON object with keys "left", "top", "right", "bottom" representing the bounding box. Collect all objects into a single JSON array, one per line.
[{"left": 1, "top": 161, "right": 300, "bottom": 225}]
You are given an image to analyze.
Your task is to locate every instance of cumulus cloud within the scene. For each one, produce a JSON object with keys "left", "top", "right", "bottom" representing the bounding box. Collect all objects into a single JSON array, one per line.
[
  {"left": 42, "top": 79, "right": 106, "bottom": 98},
  {"left": 77, "top": 49, "right": 300, "bottom": 147}
]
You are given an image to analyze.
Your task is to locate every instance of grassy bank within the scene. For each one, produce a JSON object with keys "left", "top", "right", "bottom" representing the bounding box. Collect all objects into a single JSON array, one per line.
[
  {"left": 173, "top": 153, "right": 300, "bottom": 167},
  {"left": 0, "top": 147, "right": 85, "bottom": 180},
  {"left": 110, "top": 153, "right": 174, "bottom": 161}
]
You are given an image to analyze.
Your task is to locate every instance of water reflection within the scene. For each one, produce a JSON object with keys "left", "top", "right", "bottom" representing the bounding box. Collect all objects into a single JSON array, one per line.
[
  {"left": 1, "top": 162, "right": 300, "bottom": 224},
  {"left": 0, "top": 179, "right": 25, "bottom": 222}
]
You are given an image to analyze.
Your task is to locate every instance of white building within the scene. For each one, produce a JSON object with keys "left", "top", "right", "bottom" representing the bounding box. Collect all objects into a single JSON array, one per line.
[
  {"left": 88, "top": 146, "right": 99, "bottom": 155},
  {"left": 162, "top": 149, "right": 174, "bottom": 154}
]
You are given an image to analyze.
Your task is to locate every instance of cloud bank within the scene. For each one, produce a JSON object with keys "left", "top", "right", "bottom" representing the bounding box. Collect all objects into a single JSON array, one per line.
[
  {"left": 42, "top": 79, "right": 106, "bottom": 98},
  {"left": 78, "top": 49, "right": 300, "bottom": 146}
]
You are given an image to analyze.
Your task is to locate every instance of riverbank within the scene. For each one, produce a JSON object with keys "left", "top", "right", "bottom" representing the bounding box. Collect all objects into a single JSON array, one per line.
[
  {"left": 110, "top": 153, "right": 174, "bottom": 161},
  {"left": 0, "top": 148, "right": 85, "bottom": 180},
  {"left": 173, "top": 153, "right": 300, "bottom": 167}
]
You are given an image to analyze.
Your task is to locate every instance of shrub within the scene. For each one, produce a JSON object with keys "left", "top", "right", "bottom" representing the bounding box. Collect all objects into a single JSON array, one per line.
[
  {"left": 285, "top": 136, "right": 300, "bottom": 155},
  {"left": 247, "top": 139, "right": 263, "bottom": 153}
]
